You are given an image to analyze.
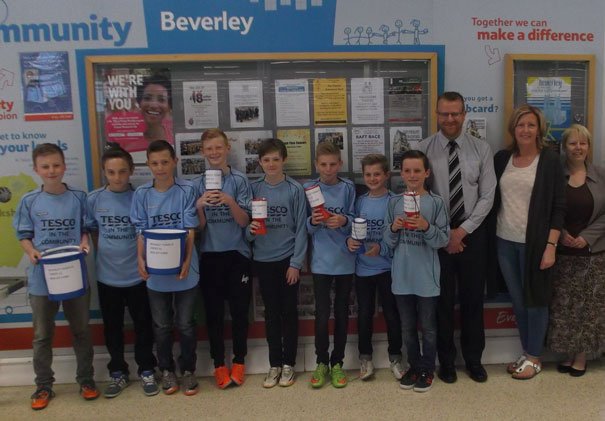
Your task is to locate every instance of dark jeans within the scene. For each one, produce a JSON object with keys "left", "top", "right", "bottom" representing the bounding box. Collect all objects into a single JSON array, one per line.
[
  {"left": 30, "top": 291, "right": 94, "bottom": 387},
  {"left": 355, "top": 271, "right": 402, "bottom": 361},
  {"left": 396, "top": 294, "right": 438, "bottom": 372},
  {"left": 97, "top": 281, "right": 156, "bottom": 375},
  {"left": 437, "top": 224, "right": 487, "bottom": 367},
  {"left": 313, "top": 273, "right": 353, "bottom": 366},
  {"left": 200, "top": 251, "right": 251, "bottom": 367},
  {"left": 255, "top": 257, "right": 299, "bottom": 367},
  {"left": 147, "top": 287, "right": 198, "bottom": 374}
]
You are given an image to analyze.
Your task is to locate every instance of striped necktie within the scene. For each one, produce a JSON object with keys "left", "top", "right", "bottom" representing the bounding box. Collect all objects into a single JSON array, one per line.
[{"left": 448, "top": 140, "right": 465, "bottom": 227}]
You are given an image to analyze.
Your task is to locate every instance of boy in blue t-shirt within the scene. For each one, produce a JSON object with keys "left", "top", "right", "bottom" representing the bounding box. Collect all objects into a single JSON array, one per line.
[
  {"left": 195, "top": 128, "right": 252, "bottom": 389},
  {"left": 130, "top": 140, "right": 200, "bottom": 396},
  {"left": 247, "top": 138, "right": 307, "bottom": 388},
  {"left": 345, "top": 154, "right": 404, "bottom": 381},
  {"left": 13, "top": 143, "right": 98, "bottom": 410},
  {"left": 86, "top": 147, "right": 157, "bottom": 398},
  {"left": 304, "top": 141, "right": 355, "bottom": 389},
  {"left": 384, "top": 150, "right": 449, "bottom": 393}
]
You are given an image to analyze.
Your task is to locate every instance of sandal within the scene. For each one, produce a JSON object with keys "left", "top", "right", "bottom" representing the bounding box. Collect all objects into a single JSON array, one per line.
[
  {"left": 506, "top": 355, "right": 527, "bottom": 374},
  {"left": 511, "top": 359, "right": 541, "bottom": 380}
]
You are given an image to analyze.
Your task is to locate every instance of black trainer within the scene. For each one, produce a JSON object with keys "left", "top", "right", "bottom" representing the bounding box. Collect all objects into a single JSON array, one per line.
[
  {"left": 414, "top": 371, "right": 434, "bottom": 392},
  {"left": 399, "top": 369, "right": 417, "bottom": 390}
]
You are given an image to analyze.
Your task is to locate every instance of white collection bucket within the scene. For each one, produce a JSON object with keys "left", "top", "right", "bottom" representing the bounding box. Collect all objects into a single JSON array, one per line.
[
  {"left": 143, "top": 228, "right": 187, "bottom": 275},
  {"left": 39, "top": 246, "right": 88, "bottom": 301}
]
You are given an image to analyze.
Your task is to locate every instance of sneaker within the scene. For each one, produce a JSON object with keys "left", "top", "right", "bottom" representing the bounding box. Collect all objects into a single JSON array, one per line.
[
  {"left": 414, "top": 371, "right": 434, "bottom": 392},
  {"left": 330, "top": 363, "right": 348, "bottom": 388},
  {"left": 181, "top": 371, "right": 199, "bottom": 396},
  {"left": 399, "top": 369, "right": 418, "bottom": 390},
  {"left": 140, "top": 370, "right": 159, "bottom": 396},
  {"left": 161, "top": 370, "right": 179, "bottom": 395},
  {"left": 104, "top": 371, "right": 129, "bottom": 398},
  {"left": 230, "top": 363, "right": 246, "bottom": 386},
  {"left": 31, "top": 386, "right": 55, "bottom": 410},
  {"left": 80, "top": 380, "right": 100, "bottom": 400},
  {"left": 263, "top": 366, "right": 282, "bottom": 388},
  {"left": 279, "top": 365, "right": 295, "bottom": 387},
  {"left": 214, "top": 365, "right": 233, "bottom": 389},
  {"left": 310, "top": 363, "right": 330, "bottom": 389},
  {"left": 359, "top": 359, "right": 375, "bottom": 380},
  {"left": 390, "top": 360, "right": 406, "bottom": 380}
]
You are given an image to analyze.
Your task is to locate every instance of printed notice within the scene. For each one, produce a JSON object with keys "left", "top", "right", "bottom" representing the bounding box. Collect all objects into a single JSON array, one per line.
[
  {"left": 351, "top": 78, "right": 384, "bottom": 124},
  {"left": 313, "top": 78, "right": 347, "bottom": 125},
  {"left": 277, "top": 129, "right": 312, "bottom": 176},
  {"left": 351, "top": 127, "right": 385, "bottom": 173},
  {"left": 315, "top": 127, "right": 349, "bottom": 172},
  {"left": 390, "top": 126, "right": 422, "bottom": 170},
  {"left": 526, "top": 76, "right": 571, "bottom": 142},
  {"left": 183, "top": 81, "right": 219, "bottom": 129},
  {"left": 275, "top": 79, "right": 310, "bottom": 127},
  {"left": 388, "top": 77, "right": 423, "bottom": 123},
  {"left": 229, "top": 80, "right": 264, "bottom": 128}
]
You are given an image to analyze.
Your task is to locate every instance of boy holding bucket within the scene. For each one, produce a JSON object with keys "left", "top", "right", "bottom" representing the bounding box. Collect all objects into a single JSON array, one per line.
[
  {"left": 13, "top": 143, "right": 98, "bottom": 410},
  {"left": 304, "top": 141, "right": 356, "bottom": 388},
  {"left": 246, "top": 138, "right": 308, "bottom": 388},
  {"left": 195, "top": 128, "right": 252, "bottom": 389},
  {"left": 345, "top": 154, "right": 404, "bottom": 382},
  {"left": 86, "top": 146, "right": 157, "bottom": 398},
  {"left": 130, "top": 140, "right": 200, "bottom": 396}
]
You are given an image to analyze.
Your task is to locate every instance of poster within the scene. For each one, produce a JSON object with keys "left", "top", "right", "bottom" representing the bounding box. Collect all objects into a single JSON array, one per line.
[
  {"left": 229, "top": 80, "right": 264, "bottom": 128},
  {"left": 387, "top": 77, "right": 423, "bottom": 123},
  {"left": 465, "top": 117, "right": 487, "bottom": 141},
  {"left": 313, "top": 78, "right": 348, "bottom": 125},
  {"left": 314, "top": 127, "right": 349, "bottom": 172},
  {"left": 175, "top": 132, "right": 205, "bottom": 180},
  {"left": 390, "top": 126, "right": 422, "bottom": 170},
  {"left": 103, "top": 68, "right": 174, "bottom": 164},
  {"left": 351, "top": 127, "right": 385, "bottom": 173},
  {"left": 275, "top": 79, "right": 310, "bottom": 127},
  {"left": 276, "top": 129, "right": 312, "bottom": 176},
  {"left": 183, "top": 81, "right": 219, "bottom": 129},
  {"left": 526, "top": 76, "right": 571, "bottom": 142},
  {"left": 351, "top": 77, "right": 384, "bottom": 124},
  {"left": 225, "top": 130, "right": 273, "bottom": 177},
  {"left": 20, "top": 51, "right": 73, "bottom": 121}
]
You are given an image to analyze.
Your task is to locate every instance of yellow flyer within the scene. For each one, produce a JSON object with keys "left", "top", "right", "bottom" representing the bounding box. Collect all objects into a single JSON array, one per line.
[
  {"left": 276, "top": 129, "right": 311, "bottom": 176},
  {"left": 313, "top": 78, "right": 347, "bottom": 125}
]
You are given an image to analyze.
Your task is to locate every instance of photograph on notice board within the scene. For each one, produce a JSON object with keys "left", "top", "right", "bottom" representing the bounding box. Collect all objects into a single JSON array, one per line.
[
  {"left": 175, "top": 132, "right": 204, "bottom": 179},
  {"left": 465, "top": 117, "right": 487, "bottom": 140},
  {"left": 526, "top": 76, "right": 571, "bottom": 142},
  {"left": 225, "top": 130, "right": 273, "bottom": 177},
  {"left": 20, "top": 51, "right": 73, "bottom": 121},
  {"left": 390, "top": 126, "right": 421, "bottom": 170},
  {"left": 229, "top": 80, "right": 264, "bottom": 128}
]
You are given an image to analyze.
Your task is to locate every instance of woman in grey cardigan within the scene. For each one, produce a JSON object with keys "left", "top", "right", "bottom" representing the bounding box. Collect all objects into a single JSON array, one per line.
[
  {"left": 547, "top": 124, "right": 605, "bottom": 377},
  {"left": 492, "top": 105, "right": 566, "bottom": 380}
]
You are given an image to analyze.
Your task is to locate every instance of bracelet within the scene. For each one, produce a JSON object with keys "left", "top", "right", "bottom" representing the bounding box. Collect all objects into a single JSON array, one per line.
[{"left": 547, "top": 241, "right": 557, "bottom": 248}]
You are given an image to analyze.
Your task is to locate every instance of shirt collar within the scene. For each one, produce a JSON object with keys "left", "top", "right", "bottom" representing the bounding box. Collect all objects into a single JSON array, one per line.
[{"left": 437, "top": 131, "right": 466, "bottom": 150}]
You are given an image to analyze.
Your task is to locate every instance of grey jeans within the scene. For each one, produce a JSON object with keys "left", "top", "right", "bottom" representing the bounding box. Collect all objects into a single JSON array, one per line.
[{"left": 29, "top": 290, "right": 95, "bottom": 387}]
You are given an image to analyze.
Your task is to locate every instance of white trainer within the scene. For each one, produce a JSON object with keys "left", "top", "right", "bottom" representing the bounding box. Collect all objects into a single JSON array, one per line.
[
  {"left": 279, "top": 365, "right": 296, "bottom": 387},
  {"left": 360, "top": 359, "right": 375, "bottom": 380},
  {"left": 390, "top": 360, "right": 406, "bottom": 380},
  {"left": 263, "top": 367, "right": 281, "bottom": 388}
]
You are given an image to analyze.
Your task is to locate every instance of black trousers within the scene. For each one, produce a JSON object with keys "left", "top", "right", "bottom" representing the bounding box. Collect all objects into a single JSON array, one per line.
[
  {"left": 437, "top": 224, "right": 487, "bottom": 367},
  {"left": 97, "top": 281, "right": 157, "bottom": 375},
  {"left": 255, "top": 257, "right": 299, "bottom": 367},
  {"left": 313, "top": 273, "right": 353, "bottom": 366},
  {"left": 200, "top": 251, "right": 251, "bottom": 367}
]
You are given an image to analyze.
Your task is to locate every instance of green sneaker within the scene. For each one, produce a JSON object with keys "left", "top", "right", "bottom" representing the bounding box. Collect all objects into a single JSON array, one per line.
[
  {"left": 331, "top": 363, "right": 347, "bottom": 388},
  {"left": 310, "top": 363, "right": 330, "bottom": 388}
]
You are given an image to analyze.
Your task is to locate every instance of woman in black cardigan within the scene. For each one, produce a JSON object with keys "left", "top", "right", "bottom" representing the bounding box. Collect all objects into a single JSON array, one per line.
[{"left": 491, "top": 105, "right": 566, "bottom": 380}]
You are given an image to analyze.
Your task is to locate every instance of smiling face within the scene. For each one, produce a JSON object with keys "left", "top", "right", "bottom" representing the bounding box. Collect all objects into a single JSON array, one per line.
[
  {"left": 201, "top": 135, "right": 230, "bottom": 170},
  {"left": 103, "top": 157, "right": 133, "bottom": 192},
  {"left": 437, "top": 98, "right": 466, "bottom": 140},
  {"left": 139, "top": 83, "right": 170, "bottom": 127},
  {"left": 565, "top": 133, "right": 589, "bottom": 165},
  {"left": 363, "top": 163, "right": 389, "bottom": 194},
  {"left": 315, "top": 153, "right": 342, "bottom": 185},
  {"left": 34, "top": 152, "right": 66, "bottom": 189},
  {"left": 147, "top": 149, "right": 177, "bottom": 184},
  {"left": 401, "top": 157, "right": 430, "bottom": 193},
  {"left": 514, "top": 112, "right": 539, "bottom": 151}
]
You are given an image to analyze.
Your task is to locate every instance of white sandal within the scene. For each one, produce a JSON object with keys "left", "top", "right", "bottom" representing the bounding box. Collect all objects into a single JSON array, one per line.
[
  {"left": 512, "top": 359, "right": 541, "bottom": 380},
  {"left": 506, "top": 354, "right": 527, "bottom": 374}
]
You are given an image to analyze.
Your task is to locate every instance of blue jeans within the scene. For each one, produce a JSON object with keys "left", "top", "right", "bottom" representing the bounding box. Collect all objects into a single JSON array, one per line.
[
  {"left": 147, "top": 287, "right": 198, "bottom": 373},
  {"left": 497, "top": 237, "right": 549, "bottom": 357},
  {"left": 395, "top": 294, "right": 437, "bottom": 372}
]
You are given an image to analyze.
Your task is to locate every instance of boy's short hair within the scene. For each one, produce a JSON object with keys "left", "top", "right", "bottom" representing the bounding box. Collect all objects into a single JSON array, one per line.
[
  {"left": 32, "top": 143, "right": 64, "bottom": 165},
  {"left": 201, "top": 128, "right": 229, "bottom": 145},
  {"left": 315, "top": 141, "right": 341, "bottom": 160},
  {"left": 136, "top": 73, "right": 172, "bottom": 109},
  {"left": 102, "top": 146, "right": 134, "bottom": 170},
  {"left": 361, "top": 154, "right": 389, "bottom": 173},
  {"left": 146, "top": 139, "right": 176, "bottom": 159},
  {"left": 258, "top": 138, "right": 288, "bottom": 159},
  {"left": 399, "top": 149, "right": 430, "bottom": 171}
]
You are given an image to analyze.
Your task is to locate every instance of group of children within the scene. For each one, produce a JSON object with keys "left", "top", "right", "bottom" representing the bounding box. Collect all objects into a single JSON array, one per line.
[{"left": 13, "top": 129, "right": 450, "bottom": 410}]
